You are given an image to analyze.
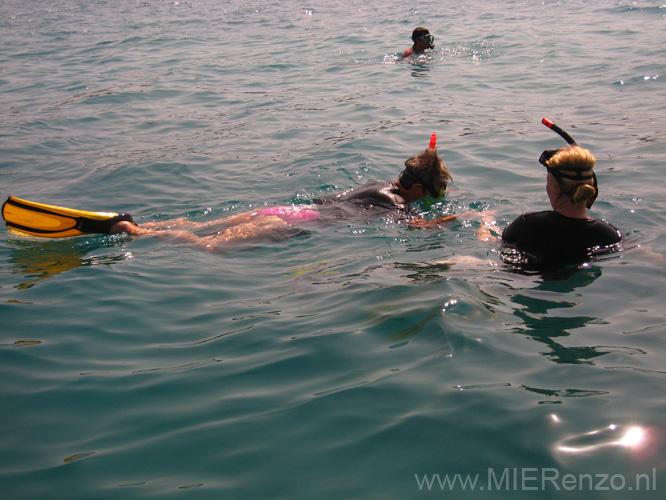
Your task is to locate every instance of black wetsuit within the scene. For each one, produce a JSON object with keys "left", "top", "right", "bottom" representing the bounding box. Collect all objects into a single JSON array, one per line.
[
  {"left": 502, "top": 210, "right": 622, "bottom": 266},
  {"left": 313, "top": 180, "right": 414, "bottom": 220}
]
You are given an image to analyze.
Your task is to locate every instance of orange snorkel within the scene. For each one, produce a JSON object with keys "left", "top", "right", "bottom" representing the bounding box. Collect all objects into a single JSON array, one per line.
[{"left": 429, "top": 133, "right": 437, "bottom": 149}]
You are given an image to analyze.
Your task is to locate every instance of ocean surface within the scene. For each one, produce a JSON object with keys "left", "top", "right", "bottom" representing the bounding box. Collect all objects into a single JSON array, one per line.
[{"left": 1, "top": 0, "right": 665, "bottom": 498}]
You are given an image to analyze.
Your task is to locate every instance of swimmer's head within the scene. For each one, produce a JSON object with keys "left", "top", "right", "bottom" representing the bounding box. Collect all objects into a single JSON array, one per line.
[
  {"left": 543, "top": 145, "right": 598, "bottom": 208},
  {"left": 411, "top": 27, "right": 435, "bottom": 48},
  {"left": 401, "top": 148, "right": 451, "bottom": 199}
]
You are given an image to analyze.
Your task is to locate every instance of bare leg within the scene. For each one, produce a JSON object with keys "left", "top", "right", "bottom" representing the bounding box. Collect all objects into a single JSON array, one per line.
[
  {"left": 152, "top": 215, "right": 295, "bottom": 253},
  {"left": 110, "top": 209, "right": 265, "bottom": 235},
  {"left": 141, "top": 218, "right": 202, "bottom": 230},
  {"left": 110, "top": 210, "right": 305, "bottom": 253},
  {"left": 185, "top": 210, "right": 266, "bottom": 234},
  {"left": 114, "top": 209, "right": 265, "bottom": 234}
]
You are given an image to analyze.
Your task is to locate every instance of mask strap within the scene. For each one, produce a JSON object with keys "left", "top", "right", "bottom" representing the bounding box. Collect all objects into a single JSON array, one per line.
[
  {"left": 586, "top": 172, "right": 598, "bottom": 209},
  {"left": 399, "top": 169, "right": 439, "bottom": 198},
  {"left": 548, "top": 168, "right": 598, "bottom": 209},
  {"left": 541, "top": 118, "right": 598, "bottom": 209}
]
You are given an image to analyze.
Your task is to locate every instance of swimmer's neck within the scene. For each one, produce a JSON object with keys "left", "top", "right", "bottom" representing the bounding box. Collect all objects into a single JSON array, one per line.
[{"left": 551, "top": 199, "right": 589, "bottom": 219}]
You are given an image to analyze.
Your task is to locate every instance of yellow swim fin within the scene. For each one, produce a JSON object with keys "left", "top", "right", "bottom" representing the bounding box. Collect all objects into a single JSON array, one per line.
[{"left": 2, "top": 196, "right": 135, "bottom": 238}]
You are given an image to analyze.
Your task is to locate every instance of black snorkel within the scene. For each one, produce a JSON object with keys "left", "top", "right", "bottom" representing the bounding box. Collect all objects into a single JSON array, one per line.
[
  {"left": 540, "top": 118, "right": 598, "bottom": 209},
  {"left": 541, "top": 117, "right": 576, "bottom": 146}
]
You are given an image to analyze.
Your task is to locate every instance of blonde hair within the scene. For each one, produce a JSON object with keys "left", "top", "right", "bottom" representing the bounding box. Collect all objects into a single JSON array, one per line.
[{"left": 546, "top": 145, "right": 597, "bottom": 206}]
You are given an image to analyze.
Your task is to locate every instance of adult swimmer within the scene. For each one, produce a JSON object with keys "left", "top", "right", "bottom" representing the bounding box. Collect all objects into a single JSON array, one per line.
[
  {"left": 402, "top": 27, "right": 435, "bottom": 59},
  {"left": 478, "top": 119, "right": 623, "bottom": 268},
  {"left": 110, "top": 140, "right": 463, "bottom": 253}
]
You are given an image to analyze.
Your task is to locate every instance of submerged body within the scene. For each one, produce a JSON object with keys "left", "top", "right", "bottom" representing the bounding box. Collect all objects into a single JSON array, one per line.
[
  {"left": 121, "top": 180, "right": 419, "bottom": 252},
  {"left": 402, "top": 27, "right": 435, "bottom": 59},
  {"left": 110, "top": 148, "right": 454, "bottom": 253},
  {"left": 502, "top": 139, "right": 623, "bottom": 268},
  {"left": 502, "top": 210, "right": 622, "bottom": 266},
  {"left": 475, "top": 123, "right": 625, "bottom": 269},
  {"left": 4, "top": 146, "right": 457, "bottom": 254}
]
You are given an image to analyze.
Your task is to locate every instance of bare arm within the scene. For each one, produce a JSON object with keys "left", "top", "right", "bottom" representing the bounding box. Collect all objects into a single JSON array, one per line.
[
  {"left": 407, "top": 211, "right": 482, "bottom": 229},
  {"left": 475, "top": 211, "right": 501, "bottom": 242}
]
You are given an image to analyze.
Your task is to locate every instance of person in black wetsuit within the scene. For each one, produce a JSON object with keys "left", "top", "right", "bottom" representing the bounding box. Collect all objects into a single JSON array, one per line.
[
  {"left": 501, "top": 144, "right": 622, "bottom": 267},
  {"left": 310, "top": 147, "right": 450, "bottom": 221},
  {"left": 110, "top": 147, "right": 456, "bottom": 253}
]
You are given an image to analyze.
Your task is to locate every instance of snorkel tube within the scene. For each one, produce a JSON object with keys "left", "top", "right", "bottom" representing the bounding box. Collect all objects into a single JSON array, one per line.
[
  {"left": 424, "top": 133, "right": 446, "bottom": 203},
  {"left": 400, "top": 133, "right": 443, "bottom": 206},
  {"left": 542, "top": 117, "right": 576, "bottom": 145},
  {"left": 540, "top": 118, "right": 598, "bottom": 209}
]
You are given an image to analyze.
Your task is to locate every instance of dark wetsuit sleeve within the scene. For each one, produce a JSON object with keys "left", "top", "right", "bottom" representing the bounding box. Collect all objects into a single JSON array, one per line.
[
  {"left": 501, "top": 214, "right": 526, "bottom": 245},
  {"left": 312, "top": 180, "right": 413, "bottom": 221},
  {"left": 313, "top": 181, "right": 408, "bottom": 208}
]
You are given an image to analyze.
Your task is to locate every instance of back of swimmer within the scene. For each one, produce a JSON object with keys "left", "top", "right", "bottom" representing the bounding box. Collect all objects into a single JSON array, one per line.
[{"left": 502, "top": 124, "right": 622, "bottom": 267}]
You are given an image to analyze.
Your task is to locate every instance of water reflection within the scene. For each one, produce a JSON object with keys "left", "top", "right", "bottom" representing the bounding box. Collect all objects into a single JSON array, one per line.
[
  {"left": 410, "top": 62, "right": 432, "bottom": 79},
  {"left": 557, "top": 424, "right": 647, "bottom": 454},
  {"left": 508, "top": 265, "right": 609, "bottom": 364},
  {"left": 551, "top": 418, "right": 663, "bottom": 468},
  {"left": 7, "top": 234, "right": 131, "bottom": 289}
]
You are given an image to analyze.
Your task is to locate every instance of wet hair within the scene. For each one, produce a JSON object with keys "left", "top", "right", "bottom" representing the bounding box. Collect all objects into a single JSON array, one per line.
[
  {"left": 546, "top": 145, "right": 597, "bottom": 206},
  {"left": 402, "top": 148, "right": 452, "bottom": 196},
  {"left": 411, "top": 27, "right": 430, "bottom": 41}
]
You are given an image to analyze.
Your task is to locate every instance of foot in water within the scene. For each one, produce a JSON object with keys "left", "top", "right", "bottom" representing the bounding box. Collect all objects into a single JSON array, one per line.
[{"left": 110, "top": 220, "right": 149, "bottom": 235}]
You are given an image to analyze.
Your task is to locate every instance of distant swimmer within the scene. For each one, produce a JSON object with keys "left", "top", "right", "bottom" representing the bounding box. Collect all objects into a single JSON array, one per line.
[
  {"left": 402, "top": 27, "right": 435, "bottom": 59},
  {"left": 5, "top": 138, "right": 474, "bottom": 253},
  {"left": 479, "top": 119, "right": 623, "bottom": 268}
]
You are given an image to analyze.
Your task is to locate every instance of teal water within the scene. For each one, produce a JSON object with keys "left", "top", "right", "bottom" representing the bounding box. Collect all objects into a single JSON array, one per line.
[{"left": 1, "top": 0, "right": 665, "bottom": 498}]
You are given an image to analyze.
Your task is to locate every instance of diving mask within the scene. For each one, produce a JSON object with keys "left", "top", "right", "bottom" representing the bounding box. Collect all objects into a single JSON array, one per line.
[
  {"left": 422, "top": 34, "right": 435, "bottom": 46},
  {"left": 398, "top": 169, "right": 445, "bottom": 200}
]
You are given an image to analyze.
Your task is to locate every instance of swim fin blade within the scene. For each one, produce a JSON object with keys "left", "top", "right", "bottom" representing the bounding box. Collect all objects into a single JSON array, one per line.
[{"left": 2, "top": 196, "right": 135, "bottom": 238}]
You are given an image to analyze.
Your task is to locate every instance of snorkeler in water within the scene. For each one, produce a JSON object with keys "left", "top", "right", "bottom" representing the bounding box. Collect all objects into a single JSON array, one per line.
[
  {"left": 107, "top": 144, "right": 462, "bottom": 253},
  {"left": 477, "top": 119, "right": 623, "bottom": 268},
  {"left": 402, "top": 27, "right": 435, "bottom": 59}
]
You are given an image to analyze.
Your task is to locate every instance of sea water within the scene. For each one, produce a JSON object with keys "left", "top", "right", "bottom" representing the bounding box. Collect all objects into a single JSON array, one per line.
[{"left": 1, "top": 0, "right": 665, "bottom": 498}]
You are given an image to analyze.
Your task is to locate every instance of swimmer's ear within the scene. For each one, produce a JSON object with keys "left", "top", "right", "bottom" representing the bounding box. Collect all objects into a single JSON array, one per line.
[{"left": 547, "top": 173, "right": 561, "bottom": 195}]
